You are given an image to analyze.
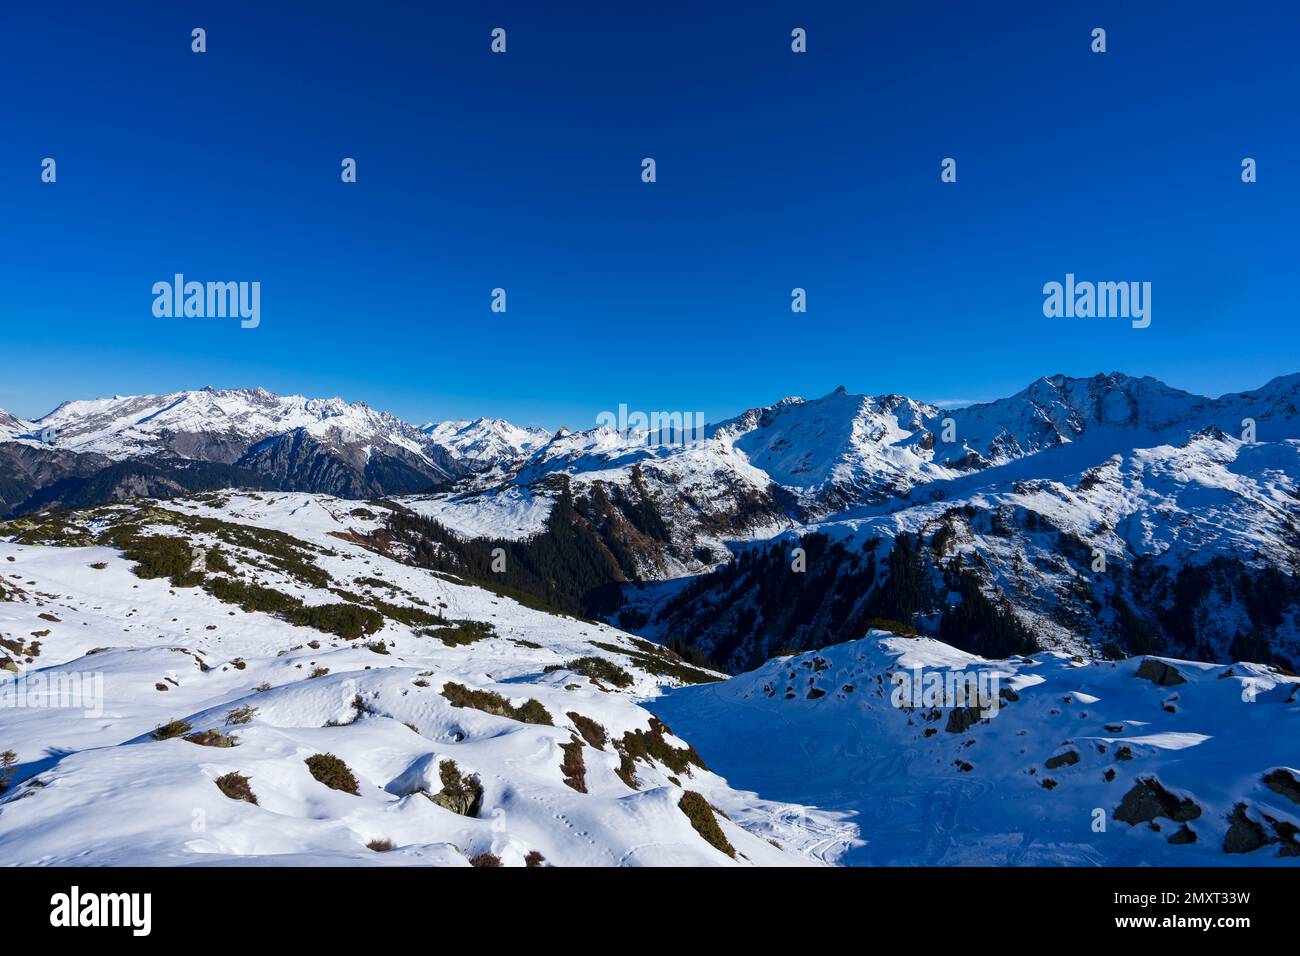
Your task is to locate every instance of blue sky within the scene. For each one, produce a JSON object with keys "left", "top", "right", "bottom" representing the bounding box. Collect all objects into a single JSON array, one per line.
[{"left": 1, "top": 1, "right": 1296, "bottom": 429}]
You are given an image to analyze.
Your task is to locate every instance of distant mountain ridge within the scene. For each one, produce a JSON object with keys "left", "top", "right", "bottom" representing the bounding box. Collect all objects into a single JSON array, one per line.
[
  {"left": 0, "top": 387, "right": 550, "bottom": 515},
  {"left": 4, "top": 374, "right": 1300, "bottom": 671},
  {"left": 4, "top": 371, "right": 1298, "bottom": 528}
]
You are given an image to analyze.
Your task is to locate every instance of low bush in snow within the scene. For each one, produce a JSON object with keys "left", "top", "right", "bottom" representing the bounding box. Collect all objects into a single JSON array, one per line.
[
  {"left": 545, "top": 656, "right": 633, "bottom": 689},
  {"left": 431, "top": 759, "right": 483, "bottom": 817},
  {"left": 150, "top": 719, "right": 194, "bottom": 741},
  {"left": 0, "top": 750, "right": 16, "bottom": 793},
  {"left": 305, "top": 753, "right": 359, "bottom": 794},
  {"left": 441, "top": 682, "right": 553, "bottom": 726},
  {"left": 678, "top": 790, "right": 734, "bottom": 858},
  {"left": 419, "top": 619, "right": 495, "bottom": 647},
  {"left": 184, "top": 728, "right": 239, "bottom": 748},
  {"left": 226, "top": 704, "right": 258, "bottom": 725},
  {"left": 560, "top": 738, "right": 587, "bottom": 793},
  {"left": 215, "top": 772, "right": 257, "bottom": 804},
  {"left": 566, "top": 711, "right": 608, "bottom": 750},
  {"left": 613, "top": 717, "right": 707, "bottom": 789}
]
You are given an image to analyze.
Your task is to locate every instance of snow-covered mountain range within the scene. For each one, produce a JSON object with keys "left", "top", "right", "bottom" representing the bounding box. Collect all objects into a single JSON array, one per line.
[
  {"left": 3, "top": 371, "right": 1299, "bottom": 672},
  {"left": 0, "top": 388, "right": 549, "bottom": 513}
]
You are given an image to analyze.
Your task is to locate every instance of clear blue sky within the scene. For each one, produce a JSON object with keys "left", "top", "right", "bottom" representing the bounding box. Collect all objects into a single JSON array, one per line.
[{"left": 2, "top": 1, "right": 1296, "bottom": 429}]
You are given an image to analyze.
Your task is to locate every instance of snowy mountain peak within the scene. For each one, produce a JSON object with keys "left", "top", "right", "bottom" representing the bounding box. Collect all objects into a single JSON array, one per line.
[
  {"left": 26, "top": 387, "right": 425, "bottom": 461},
  {"left": 421, "top": 417, "right": 550, "bottom": 464},
  {"left": 0, "top": 409, "right": 32, "bottom": 443}
]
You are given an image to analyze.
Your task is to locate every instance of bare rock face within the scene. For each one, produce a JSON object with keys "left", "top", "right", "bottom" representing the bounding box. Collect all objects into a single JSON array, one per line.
[
  {"left": 1114, "top": 777, "right": 1202, "bottom": 826},
  {"left": 1223, "top": 804, "right": 1270, "bottom": 854},
  {"left": 1045, "top": 749, "right": 1080, "bottom": 770},
  {"left": 1263, "top": 768, "right": 1300, "bottom": 805},
  {"left": 945, "top": 706, "right": 983, "bottom": 734},
  {"left": 1135, "top": 659, "right": 1187, "bottom": 686}
]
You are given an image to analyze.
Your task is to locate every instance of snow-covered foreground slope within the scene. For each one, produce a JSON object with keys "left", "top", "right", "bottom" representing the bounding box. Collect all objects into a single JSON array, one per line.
[
  {"left": 653, "top": 632, "right": 1300, "bottom": 865},
  {"left": 0, "top": 493, "right": 853, "bottom": 866}
]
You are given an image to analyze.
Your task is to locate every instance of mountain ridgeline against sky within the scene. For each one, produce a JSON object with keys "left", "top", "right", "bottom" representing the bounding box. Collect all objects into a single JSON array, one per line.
[{"left": 2, "top": 372, "right": 1298, "bottom": 672}]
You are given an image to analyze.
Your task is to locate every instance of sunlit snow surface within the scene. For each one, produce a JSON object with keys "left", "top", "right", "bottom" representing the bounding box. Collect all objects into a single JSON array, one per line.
[
  {"left": 654, "top": 632, "right": 1300, "bottom": 865},
  {"left": 2, "top": 490, "right": 1298, "bottom": 866},
  {"left": 0, "top": 493, "right": 850, "bottom": 866}
]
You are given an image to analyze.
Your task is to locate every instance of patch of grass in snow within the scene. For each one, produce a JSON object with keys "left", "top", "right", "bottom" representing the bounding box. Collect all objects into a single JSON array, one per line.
[
  {"left": 215, "top": 772, "right": 257, "bottom": 804},
  {"left": 205, "top": 576, "right": 383, "bottom": 640},
  {"left": 469, "top": 852, "right": 502, "bottom": 868},
  {"left": 613, "top": 717, "right": 706, "bottom": 790},
  {"left": 20, "top": 506, "right": 381, "bottom": 640},
  {"left": 150, "top": 719, "right": 194, "bottom": 740},
  {"left": 545, "top": 656, "right": 633, "bottom": 689},
  {"left": 430, "top": 759, "right": 483, "bottom": 817},
  {"left": 441, "top": 682, "right": 553, "bottom": 725},
  {"left": 417, "top": 619, "right": 495, "bottom": 647},
  {"left": 183, "top": 728, "right": 239, "bottom": 748},
  {"left": 4, "top": 511, "right": 96, "bottom": 547},
  {"left": 109, "top": 532, "right": 204, "bottom": 587},
  {"left": 589, "top": 641, "right": 722, "bottom": 686},
  {"left": 330, "top": 587, "right": 448, "bottom": 629},
  {"left": 205, "top": 547, "right": 236, "bottom": 574},
  {"left": 678, "top": 790, "right": 734, "bottom": 858},
  {"left": 0, "top": 750, "right": 16, "bottom": 794},
  {"left": 566, "top": 712, "right": 608, "bottom": 750},
  {"left": 304, "top": 753, "right": 359, "bottom": 794},
  {"left": 560, "top": 737, "right": 587, "bottom": 792},
  {"left": 20, "top": 504, "right": 333, "bottom": 589},
  {"left": 226, "top": 704, "right": 258, "bottom": 725},
  {"left": 155, "top": 510, "right": 333, "bottom": 588}
]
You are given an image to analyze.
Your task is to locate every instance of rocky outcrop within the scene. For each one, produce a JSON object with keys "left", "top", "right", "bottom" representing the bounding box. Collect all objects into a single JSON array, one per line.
[
  {"left": 1223, "top": 804, "right": 1270, "bottom": 854},
  {"left": 1263, "top": 768, "right": 1300, "bottom": 805},
  {"left": 1135, "top": 659, "right": 1187, "bottom": 686},
  {"left": 1114, "top": 777, "right": 1202, "bottom": 826}
]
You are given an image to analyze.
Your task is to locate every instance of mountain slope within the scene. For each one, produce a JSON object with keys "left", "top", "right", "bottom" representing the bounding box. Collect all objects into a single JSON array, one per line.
[
  {"left": 1, "top": 390, "right": 562, "bottom": 510},
  {"left": 0, "top": 492, "right": 852, "bottom": 866},
  {"left": 638, "top": 430, "right": 1300, "bottom": 670},
  {"left": 653, "top": 632, "right": 1300, "bottom": 865}
]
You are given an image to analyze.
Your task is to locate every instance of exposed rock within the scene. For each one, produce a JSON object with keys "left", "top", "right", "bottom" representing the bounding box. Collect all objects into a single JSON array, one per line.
[
  {"left": 1167, "top": 824, "right": 1197, "bottom": 845},
  {"left": 1223, "top": 804, "right": 1270, "bottom": 854},
  {"left": 1114, "top": 777, "right": 1202, "bottom": 826},
  {"left": 431, "top": 760, "right": 483, "bottom": 817},
  {"left": 1135, "top": 659, "right": 1186, "bottom": 686},
  {"left": 1263, "top": 768, "right": 1300, "bottom": 806},
  {"left": 945, "top": 706, "right": 983, "bottom": 734},
  {"left": 1267, "top": 817, "right": 1300, "bottom": 857},
  {"left": 1045, "top": 749, "right": 1080, "bottom": 770}
]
